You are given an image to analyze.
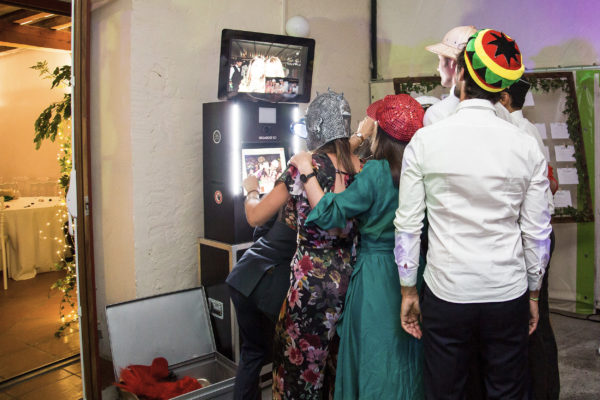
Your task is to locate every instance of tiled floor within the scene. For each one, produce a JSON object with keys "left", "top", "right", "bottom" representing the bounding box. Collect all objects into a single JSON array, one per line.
[
  {"left": 0, "top": 363, "right": 82, "bottom": 400},
  {"left": 1, "top": 307, "right": 598, "bottom": 399},
  {"left": 0, "top": 271, "right": 79, "bottom": 381}
]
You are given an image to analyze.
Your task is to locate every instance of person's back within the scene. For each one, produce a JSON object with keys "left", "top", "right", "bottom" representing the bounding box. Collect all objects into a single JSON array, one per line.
[
  {"left": 345, "top": 159, "right": 397, "bottom": 242},
  {"left": 301, "top": 94, "right": 426, "bottom": 400},
  {"left": 394, "top": 29, "right": 552, "bottom": 400},
  {"left": 413, "top": 99, "right": 547, "bottom": 302}
]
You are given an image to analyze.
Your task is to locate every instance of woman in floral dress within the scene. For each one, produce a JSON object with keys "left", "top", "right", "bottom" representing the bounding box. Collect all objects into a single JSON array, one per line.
[
  {"left": 291, "top": 95, "right": 426, "bottom": 399},
  {"left": 243, "top": 90, "right": 367, "bottom": 399}
]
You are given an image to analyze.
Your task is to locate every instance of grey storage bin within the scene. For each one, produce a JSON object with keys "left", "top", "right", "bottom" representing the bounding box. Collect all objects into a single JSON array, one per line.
[{"left": 106, "top": 287, "right": 237, "bottom": 399}]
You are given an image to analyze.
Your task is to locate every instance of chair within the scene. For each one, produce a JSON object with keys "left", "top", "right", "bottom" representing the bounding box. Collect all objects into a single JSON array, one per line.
[
  {"left": 0, "top": 198, "right": 8, "bottom": 290},
  {"left": 31, "top": 177, "right": 59, "bottom": 197},
  {"left": 14, "top": 176, "right": 31, "bottom": 197}
]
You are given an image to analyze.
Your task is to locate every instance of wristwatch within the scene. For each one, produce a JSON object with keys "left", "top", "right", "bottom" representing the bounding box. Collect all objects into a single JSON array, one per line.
[
  {"left": 353, "top": 132, "right": 365, "bottom": 144},
  {"left": 300, "top": 171, "right": 316, "bottom": 183}
]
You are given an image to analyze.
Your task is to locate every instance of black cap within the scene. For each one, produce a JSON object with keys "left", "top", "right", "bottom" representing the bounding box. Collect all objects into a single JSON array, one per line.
[{"left": 505, "top": 79, "right": 531, "bottom": 109}]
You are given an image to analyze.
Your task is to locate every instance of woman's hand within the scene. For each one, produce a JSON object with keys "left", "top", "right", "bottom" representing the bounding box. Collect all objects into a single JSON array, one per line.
[
  {"left": 289, "top": 152, "right": 314, "bottom": 175},
  {"left": 357, "top": 116, "right": 377, "bottom": 140},
  {"left": 243, "top": 175, "right": 259, "bottom": 194}
]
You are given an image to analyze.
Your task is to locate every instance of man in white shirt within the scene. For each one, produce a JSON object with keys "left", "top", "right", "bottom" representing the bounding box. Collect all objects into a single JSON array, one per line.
[
  {"left": 394, "top": 29, "right": 552, "bottom": 399},
  {"left": 500, "top": 78, "right": 560, "bottom": 400},
  {"left": 423, "top": 25, "right": 476, "bottom": 126},
  {"left": 424, "top": 26, "right": 513, "bottom": 126}
]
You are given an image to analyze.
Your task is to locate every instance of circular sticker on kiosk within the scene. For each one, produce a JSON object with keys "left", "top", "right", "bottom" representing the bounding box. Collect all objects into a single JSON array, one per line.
[
  {"left": 214, "top": 190, "right": 223, "bottom": 205},
  {"left": 212, "top": 129, "right": 222, "bottom": 144}
]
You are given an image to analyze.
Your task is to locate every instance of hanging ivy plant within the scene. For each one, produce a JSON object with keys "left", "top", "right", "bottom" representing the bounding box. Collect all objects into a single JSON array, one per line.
[
  {"left": 393, "top": 73, "right": 594, "bottom": 223},
  {"left": 394, "top": 78, "right": 441, "bottom": 96},
  {"left": 31, "top": 61, "right": 77, "bottom": 336},
  {"left": 31, "top": 61, "right": 71, "bottom": 149},
  {"left": 527, "top": 74, "right": 594, "bottom": 223}
]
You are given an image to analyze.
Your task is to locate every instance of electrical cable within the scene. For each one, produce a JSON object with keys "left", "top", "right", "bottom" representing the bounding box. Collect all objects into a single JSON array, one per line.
[{"left": 550, "top": 310, "right": 600, "bottom": 323}]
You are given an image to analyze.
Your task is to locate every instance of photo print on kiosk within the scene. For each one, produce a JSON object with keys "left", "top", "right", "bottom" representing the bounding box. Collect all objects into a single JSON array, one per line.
[{"left": 241, "top": 147, "right": 286, "bottom": 195}]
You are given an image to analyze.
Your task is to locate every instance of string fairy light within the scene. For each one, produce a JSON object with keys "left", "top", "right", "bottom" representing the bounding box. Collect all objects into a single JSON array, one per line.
[{"left": 37, "top": 117, "right": 78, "bottom": 332}]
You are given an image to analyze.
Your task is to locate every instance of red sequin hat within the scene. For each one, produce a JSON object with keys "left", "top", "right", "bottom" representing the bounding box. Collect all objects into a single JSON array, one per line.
[{"left": 367, "top": 94, "right": 424, "bottom": 142}]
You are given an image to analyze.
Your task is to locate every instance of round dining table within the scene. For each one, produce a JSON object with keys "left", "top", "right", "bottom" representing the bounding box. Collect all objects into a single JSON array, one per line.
[{"left": 2, "top": 196, "right": 68, "bottom": 280}]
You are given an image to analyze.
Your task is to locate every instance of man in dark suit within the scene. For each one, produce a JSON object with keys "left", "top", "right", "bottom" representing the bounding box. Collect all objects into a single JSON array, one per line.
[
  {"left": 230, "top": 60, "right": 243, "bottom": 92},
  {"left": 226, "top": 208, "right": 296, "bottom": 400}
]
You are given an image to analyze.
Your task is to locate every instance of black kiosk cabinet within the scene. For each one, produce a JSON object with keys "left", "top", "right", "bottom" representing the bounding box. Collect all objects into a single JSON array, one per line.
[{"left": 200, "top": 100, "right": 298, "bottom": 361}]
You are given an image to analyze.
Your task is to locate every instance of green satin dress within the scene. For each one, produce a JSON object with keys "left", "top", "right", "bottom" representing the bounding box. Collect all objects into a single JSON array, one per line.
[{"left": 306, "top": 159, "right": 424, "bottom": 400}]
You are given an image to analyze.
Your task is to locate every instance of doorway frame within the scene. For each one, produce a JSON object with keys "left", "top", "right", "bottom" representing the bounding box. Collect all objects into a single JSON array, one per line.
[
  {"left": 0, "top": 0, "right": 98, "bottom": 398},
  {"left": 72, "top": 1, "right": 100, "bottom": 399}
]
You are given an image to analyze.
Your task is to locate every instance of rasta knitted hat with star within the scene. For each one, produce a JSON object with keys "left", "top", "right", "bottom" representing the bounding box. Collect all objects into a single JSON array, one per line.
[{"left": 464, "top": 29, "right": 524, "bottom": 93}]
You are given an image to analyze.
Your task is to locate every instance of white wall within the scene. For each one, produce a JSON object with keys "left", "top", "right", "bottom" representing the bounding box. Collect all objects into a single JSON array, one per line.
[
  {"left": 91, "top": 0, "right": 370, "bottom": 358},
  {"left": 0, "top": 50, "right": 69, "bottom": 186},
  {"left": 377, "top": 0, "right": 600, "bottom": 79},
  {"left": 90, "top": 0, "right": 136, "bottom": 357}
]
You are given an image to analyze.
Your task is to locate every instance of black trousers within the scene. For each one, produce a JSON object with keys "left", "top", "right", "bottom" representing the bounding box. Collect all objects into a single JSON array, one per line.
[
  {"left": 421, "top": 285, "right": 530, "bottom": 400},
  {"left": 467, "top": 231, "right": 559, "bottom": 400},
  {"left": 528, "top": 230, "right": 559, "bottom": 399},
  {"left": 228, "top": 286, "right": 274, "bottom": 400}
]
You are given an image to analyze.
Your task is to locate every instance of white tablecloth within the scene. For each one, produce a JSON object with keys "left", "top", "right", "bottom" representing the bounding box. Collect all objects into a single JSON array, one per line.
[{"left": 2, "top": 197, "right": 67, "bottom": 280}]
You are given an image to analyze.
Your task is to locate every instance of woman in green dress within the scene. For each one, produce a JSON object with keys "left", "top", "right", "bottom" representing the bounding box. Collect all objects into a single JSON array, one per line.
[{"left": 290, "top": 94, "right": 426, "bottom": 400}]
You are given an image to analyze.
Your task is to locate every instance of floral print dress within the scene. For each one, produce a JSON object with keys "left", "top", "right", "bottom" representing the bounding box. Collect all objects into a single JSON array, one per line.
[{"left": 272, "top": 152, "right": 360, "bottom": 400}]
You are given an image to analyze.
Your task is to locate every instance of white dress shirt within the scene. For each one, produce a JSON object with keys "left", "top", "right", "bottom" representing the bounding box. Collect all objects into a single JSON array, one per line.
[
  {"left": 394, "top": 99, "right": 552, "bottom": 303},
  {"left": 424, "top": 85, "right": 512, "bottom": 126},
  {"left": 510, "top": 109, "right": 555, "bottom": 214}
]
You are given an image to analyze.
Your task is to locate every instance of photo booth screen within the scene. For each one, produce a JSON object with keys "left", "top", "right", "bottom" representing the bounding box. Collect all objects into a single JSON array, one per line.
[
  {"left": 241, "top": 147, "right": 286, "bottom": 194},
  {"left": 219, "top": 29, "right": 315, "bottom": 103}
]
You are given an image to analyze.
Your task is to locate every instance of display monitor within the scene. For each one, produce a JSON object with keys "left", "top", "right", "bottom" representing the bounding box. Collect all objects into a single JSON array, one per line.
[
  {"left": 218, "top": 29, "right": 315, "bottom": 103},
  {"left": 241, "top": 147, "right": 287, "bottom": 194}
]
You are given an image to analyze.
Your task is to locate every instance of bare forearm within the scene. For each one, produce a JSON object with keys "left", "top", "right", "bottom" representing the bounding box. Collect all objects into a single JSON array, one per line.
[
  {"left": 244, "top": 184, "right": 289, "bottom": 227},
  {"left": 303, "top": 176, "right": 324, "bottom": 208},
  {"left": 244, "top": 196, "right": 268, "bottom": 227},
  {"left": 349, "top": 134, "right": 364, "bottom": 153}
]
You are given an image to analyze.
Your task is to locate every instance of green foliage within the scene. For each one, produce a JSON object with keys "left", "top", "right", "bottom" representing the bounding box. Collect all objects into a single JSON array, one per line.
[
  {"left": 30, "top": 61, "right": 71, "bottom": 150},
  {"left": 33, "top": 60, "right": 77, "bottom": 336},
  {"left": 51, "top": 261, "right": 77, "bottom": 337},
  {"left": 395, "top": 80, "right": 441, "bottom": 95}
]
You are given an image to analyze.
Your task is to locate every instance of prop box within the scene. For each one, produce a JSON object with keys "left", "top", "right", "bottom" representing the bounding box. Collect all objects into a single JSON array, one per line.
[{"left": 106, "top": 287, "right": 237, "bottom": 399}]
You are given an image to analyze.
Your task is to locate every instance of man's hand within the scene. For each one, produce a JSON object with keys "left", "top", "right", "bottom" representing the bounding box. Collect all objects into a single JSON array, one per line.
[
  {"left": 529, "top": 290, "right": 540, "bottom": 335},
  {"left": 243, "top": 175, "right": 259, "bottom": 194},
  {"left": 400, "top": 286, "right": 422, "bottom": 339}
]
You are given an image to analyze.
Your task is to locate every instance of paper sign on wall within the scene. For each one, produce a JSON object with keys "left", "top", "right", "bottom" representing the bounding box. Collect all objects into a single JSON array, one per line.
[
  {"left": 543, "top": 146, "right": 550, "bottom": 161},
  {"left": 550, "top": 122, "right": 569, "bottom": 139},
  {"left": 553, "top": 190, "right": 573, "bottom": 208},
  {"left": 554, "top": 145, "right": 576, "bottom": 162},
  {"left": 535, "top": 123, "right": 547, "bottom": 139},
  {"left": 557, "top": 168, "right": 579, "bottom": 185}
]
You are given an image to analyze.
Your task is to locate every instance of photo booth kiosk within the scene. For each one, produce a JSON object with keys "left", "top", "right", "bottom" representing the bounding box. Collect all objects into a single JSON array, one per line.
[{"left": 199, "top": 100, "right": 300, "bottom": 362}]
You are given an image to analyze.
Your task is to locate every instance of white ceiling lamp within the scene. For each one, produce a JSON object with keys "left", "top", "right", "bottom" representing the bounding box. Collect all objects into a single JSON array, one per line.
[{"left": 285, "top": 16, "right": 310, "bottom": 38}]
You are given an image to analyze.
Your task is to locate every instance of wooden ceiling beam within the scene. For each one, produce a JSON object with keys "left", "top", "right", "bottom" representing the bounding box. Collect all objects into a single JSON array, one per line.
[
  {"left": 0, "top": 9, "right": 36, "bottom": 21},
  {"left": 30, "top": 14, "right": 70, "bottom": 29},
  {"left": 0, "top": 5, "right": 19, "bottom": 15},
  {"left": 13, "top": 11, "right": 53, "bottom": 24},
  {"left": 0, "top": 1, "right": 71, "bottom": 17},
  {"left": 0, "top": 19, "right": 70, "bottom": 50},
  {"left": 51, "top": 21, "right": 71, "bottom": 30},
  {"left": 0, "top": 45, "right": 16, "bottom": 52}
]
